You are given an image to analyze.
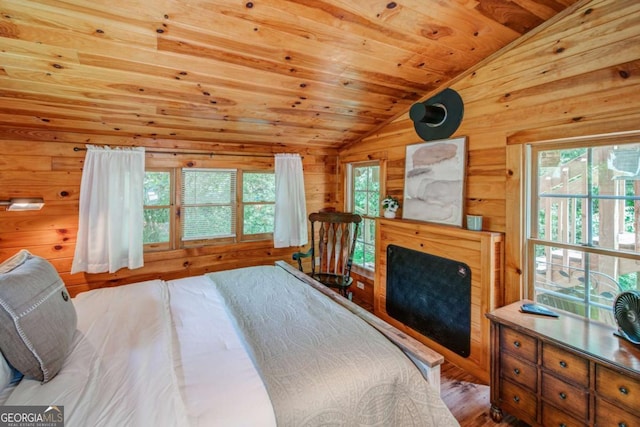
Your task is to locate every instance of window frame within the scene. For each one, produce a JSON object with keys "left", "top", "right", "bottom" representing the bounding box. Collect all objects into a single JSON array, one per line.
[
  {"left": 346, "top": 160, "right": 381, "bottom": 274},
  {"left": 180, "top": 168, "right": 237, "bottom": 247},
  {"left": 238, "top": 169, "right": 276, "bottom": 242},
  {"left": 143, "top": 168, "right": 175, "bottom": 252},
  {"left": 525, "top": 137, "right": 640, "bottom": 325},
  {"left": 143, "top": 166, "right": 275, "bottom": 251}
]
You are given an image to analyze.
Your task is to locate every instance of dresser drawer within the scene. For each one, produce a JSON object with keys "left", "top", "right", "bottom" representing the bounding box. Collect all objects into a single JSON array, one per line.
[
  {"left": 501, "top": 351, "right": 537, "bottom": 392},
  {"left": 500, "top": 378, "right": 537, "bottom": 424},
  {"left": 542, "top": 402, "right": 587, "bottom": 427},
  {"left": 595, "top": 365, "right": 640, "bottom": 413},
  {"left": 500, "top": 327, "right": 537, "bottom": 363},
  {"left": 542, "top": 343, "right": 589, "bottom": 387},
  {"left": 541, "top": 372, "right": 589, "bottom": 419},
  {"left": 595, "top": 397, "right": 640, "bottom": 427}
]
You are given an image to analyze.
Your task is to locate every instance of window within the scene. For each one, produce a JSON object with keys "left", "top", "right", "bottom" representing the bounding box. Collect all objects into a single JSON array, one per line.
[
  {"left": 527, "top": 140, "right": 640, "bottom": 326},
  {"left": 241, "top": 171, "right": 275, "bottom": 238},
  {"left": 348, "top": 162, "right": 380, "bottom": 271},
  {"left": 182, "top": 169, "right": 236, "bottom": 243},
  {"left": 143, "top": 168, "right": 274, "bottom": 250},
  {"left": 143, "top": 170, "right": 173, "bottom": 250}
]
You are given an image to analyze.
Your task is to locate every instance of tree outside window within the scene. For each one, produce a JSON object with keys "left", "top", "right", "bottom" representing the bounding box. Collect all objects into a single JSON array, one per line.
[
  {"left": 350, "top": 162, "right": 380, "bottom": 271},
  {"left": 242, "top": 172, "right": 275, "bottom": 237}
]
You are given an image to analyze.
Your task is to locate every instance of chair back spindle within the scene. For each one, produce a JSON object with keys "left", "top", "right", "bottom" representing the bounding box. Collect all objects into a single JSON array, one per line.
[{"left": 293, "top": 211, "right": 362, "bottom": 297}]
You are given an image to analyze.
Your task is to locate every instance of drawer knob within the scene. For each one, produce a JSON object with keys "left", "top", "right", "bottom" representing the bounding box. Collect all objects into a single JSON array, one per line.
[
  {"left": 618, "top": 423, "right": 627, "bottom": 427},
  {"left": 513, "top": 395, "right": 520, "bottom": 403},
  {"left": 559, "top": 360, "right": 567, "bottom": 368},
  {"left": 560, "top": 424, "right": 567, "bottom": 427},
  {"left": 559, "top": 392, "right": 567, "bottom": 400},
  {"left": 513, "top": 341, "right": 521, "bottom": 348},
  {"left": 513, "top": 368, "right": 520, "bottom": 375},
  {"left": 619, "top": 386, "right": 629, "bottom": 395}
]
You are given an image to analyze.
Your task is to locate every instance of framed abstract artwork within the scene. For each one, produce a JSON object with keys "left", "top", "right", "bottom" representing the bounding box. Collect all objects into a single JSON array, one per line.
[{"left": 402, "top": 136, "right": 467, "bottom": 226}]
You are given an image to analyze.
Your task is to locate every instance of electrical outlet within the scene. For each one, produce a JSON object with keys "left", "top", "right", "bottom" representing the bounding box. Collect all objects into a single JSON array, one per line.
[{"left": 356, "top": 281, "right": 365, "bottom": 290}]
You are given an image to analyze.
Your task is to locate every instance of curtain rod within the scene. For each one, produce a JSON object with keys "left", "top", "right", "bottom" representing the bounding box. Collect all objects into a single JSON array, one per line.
[{"left": 72, "top": 146, "right": 276, "bottom": 158}]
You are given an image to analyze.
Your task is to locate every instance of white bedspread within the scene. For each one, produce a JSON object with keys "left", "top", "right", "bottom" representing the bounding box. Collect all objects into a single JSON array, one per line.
[
  {"left": 167, "top": 276, "right": 276, "bottom": 426},
  {"left": 4, "top": 277, "right": 276, "bottom": 427}
]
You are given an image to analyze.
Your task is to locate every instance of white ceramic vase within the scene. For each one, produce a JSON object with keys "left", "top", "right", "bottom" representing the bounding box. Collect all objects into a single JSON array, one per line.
[{"left": 383, "top": 210, "right": 396, "bottom": 219}]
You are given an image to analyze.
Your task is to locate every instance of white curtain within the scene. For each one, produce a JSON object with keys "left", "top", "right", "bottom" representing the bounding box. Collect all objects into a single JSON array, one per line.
[
  {"left": 71, "top": 145, "right": 145, "bottom": 274},
  {"left": 274, "top": 154, "right": 308, "bottom": 248}
]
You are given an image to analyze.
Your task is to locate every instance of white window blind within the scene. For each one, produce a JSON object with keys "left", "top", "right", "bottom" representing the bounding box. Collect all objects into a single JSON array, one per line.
[{"left": 181, "top": 168, "right": 236, "bottom": 240}]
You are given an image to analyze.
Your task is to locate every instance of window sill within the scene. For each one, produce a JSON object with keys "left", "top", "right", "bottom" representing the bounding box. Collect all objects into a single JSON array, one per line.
[{"left": 352, "top": 265, "right": 374, "bottom": 280}]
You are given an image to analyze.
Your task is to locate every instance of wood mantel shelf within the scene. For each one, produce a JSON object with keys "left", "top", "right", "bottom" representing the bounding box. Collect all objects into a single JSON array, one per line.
[{"left": 374, "top": 218, "right": 504, "bottom": 384}]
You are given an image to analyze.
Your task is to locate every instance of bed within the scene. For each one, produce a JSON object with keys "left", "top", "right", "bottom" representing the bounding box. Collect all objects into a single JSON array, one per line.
[{"left": 0, "top": 252, "right": 458, "bottom": 427}]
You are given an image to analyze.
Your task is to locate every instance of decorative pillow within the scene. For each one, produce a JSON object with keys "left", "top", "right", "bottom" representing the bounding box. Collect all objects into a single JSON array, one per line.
[{"left": 0, "top": 250, "right": 77, "bottom": 382}]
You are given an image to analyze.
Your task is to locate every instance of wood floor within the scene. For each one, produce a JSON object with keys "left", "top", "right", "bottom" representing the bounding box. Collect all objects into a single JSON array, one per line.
[
  {"left": 440, "top": 360, "right": 528, "bottom": 427},
  {"left": 350, "top": 294, "right": 527, "bottom": 426}
]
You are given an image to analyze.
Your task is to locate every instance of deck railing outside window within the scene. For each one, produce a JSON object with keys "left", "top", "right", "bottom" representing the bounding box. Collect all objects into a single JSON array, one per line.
[{"left": 528, "top": 142, "right": 640, "bottom": 326}]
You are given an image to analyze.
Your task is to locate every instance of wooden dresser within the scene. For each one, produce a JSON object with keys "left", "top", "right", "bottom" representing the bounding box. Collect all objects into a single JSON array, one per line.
[{"left": 486, "top": 301, "right": 640, "bottom": 427}]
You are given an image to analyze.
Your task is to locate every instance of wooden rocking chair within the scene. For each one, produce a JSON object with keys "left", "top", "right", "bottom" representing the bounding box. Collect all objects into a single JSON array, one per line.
[{"left": 292, "top": 211, "right": 362, "bottom": 298}]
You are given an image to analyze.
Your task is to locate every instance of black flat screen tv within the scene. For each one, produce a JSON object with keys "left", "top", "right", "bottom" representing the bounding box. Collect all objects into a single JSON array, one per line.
[{"left": 386, "top": 244, "right": 471, "bottom": 357}]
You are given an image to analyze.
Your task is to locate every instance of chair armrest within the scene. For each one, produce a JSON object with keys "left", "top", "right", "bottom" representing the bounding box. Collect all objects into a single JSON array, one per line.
[{"left": 292, "top": 248, "right": 313, "bottom": 271}]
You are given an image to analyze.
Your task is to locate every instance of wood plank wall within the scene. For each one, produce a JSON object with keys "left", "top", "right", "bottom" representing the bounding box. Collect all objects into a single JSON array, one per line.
[
  {"left": 0, "top": 128, "right": 337, "bottom": 296},
  {"left": 0, "top": 0, "right": 637, "bottom": 306},
  {"left": 339, "top": 0, "right": 640, "bottom": 304}
]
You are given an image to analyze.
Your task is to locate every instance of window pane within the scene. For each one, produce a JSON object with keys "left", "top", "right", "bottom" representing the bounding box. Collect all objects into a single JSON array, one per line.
[
  {"left": 244, "top": 204, "right": 275, "bottom": 234},
  {"left": 606, "top": 144, "right": 640, "bottom": 186},
  {"left": 350, "top": 162, "right": 380, "bottom": 270},
  {"left": 533, "top": 244, "right": 637, "bottom": 326},
  {"left": 537, "top": 197, "right": 585, "bottom": 244},
  {"left": 182, "top": 169, "right": 236, "bottom": 241},
  {"left": 354, "top": 167, "right": 368, "bottom": 191},
  {"left": 368, "top": 166, "right": 380, "bottom": 191},
  {"left": 536, "top": 145, "right": 640, "bottom": 254},
  {"left": 144, "top": 172, "right": 171, "bottom": 206},
  {"left": 183, "top": 169, "right": 233, "bottom": 204},
  {"left": 243, "top": 173, "right": 275, "bottom": 202},
  {"left": 368, "top": 193, "right": 380, "bottom": 217},
  {"left": 363, "top": 217, "right": 375, "bottom": 245},
  {"left": 364, "top": 244, "right": 375, "bottom": 270},
  {"left": 183, "top": 206, "right": 233, "bottom": 239},
  {"left": 538, "top": 148, "right": 588, "bottom": 196},
  {"left": 531, "top": 141, "right": 640, "bottom": 325},
  {"left": 353, "top": 164, "right": 380, "bottom": 217},
  {"left": 143, "top": 208, "right": 170, "bottom": 243},
  {"left": 353, "top": 242, "right": 364, "bottom": 266}
]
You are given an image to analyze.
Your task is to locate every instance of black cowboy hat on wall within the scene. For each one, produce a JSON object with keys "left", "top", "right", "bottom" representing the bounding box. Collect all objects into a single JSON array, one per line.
[{"left": 409, "top": 88, "right": 464, "bottom": 142}]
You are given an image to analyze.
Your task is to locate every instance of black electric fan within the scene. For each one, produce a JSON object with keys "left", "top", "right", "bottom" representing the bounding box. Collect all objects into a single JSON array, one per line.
[{"left": 613, "top": 290, "right": 640, "bottom": 345}]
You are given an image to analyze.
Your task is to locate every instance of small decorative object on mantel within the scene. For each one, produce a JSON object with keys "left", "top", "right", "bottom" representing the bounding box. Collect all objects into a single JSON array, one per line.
[{"left": 382, "top": 195, "right": 400, "bottom": 218}]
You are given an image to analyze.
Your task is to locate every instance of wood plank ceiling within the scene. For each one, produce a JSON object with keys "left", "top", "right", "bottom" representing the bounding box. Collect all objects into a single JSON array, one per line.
[{"left": 0, "top": 0, "right": 580, "bottom": 150}]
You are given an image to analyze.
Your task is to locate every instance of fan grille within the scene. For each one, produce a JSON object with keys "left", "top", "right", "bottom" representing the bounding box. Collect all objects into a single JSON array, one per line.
[{"left": 613, "top": 290, "right": 640, "bottom": 344}]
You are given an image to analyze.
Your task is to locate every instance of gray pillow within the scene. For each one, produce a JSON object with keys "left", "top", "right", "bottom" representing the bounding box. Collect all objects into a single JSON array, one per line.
[{"left": 0, "top": 250, "right": 77, "bottom": 382}]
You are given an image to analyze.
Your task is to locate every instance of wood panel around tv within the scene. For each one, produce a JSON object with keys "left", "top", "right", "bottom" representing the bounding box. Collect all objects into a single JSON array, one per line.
[{"left": 375, "top": 218, "right": 504, "bottom": 384}]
